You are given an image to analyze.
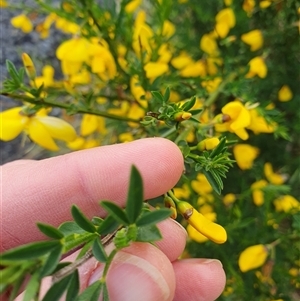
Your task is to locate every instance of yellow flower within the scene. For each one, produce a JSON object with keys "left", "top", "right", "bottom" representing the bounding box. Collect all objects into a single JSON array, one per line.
[
  {"left": 243, "top": 0, "right": 256, "bottom": 16},
  {"left": 247, "top": 109, "right": 277, "bottom": 134},
  {"left": 132, "top": 11, "right": 153, "bottom": 60},
  {"left": 35, "top": 13, "right": 56, "bottom": 39},
  {"left": 180, "top": 60, "right": 206, "bottom": 78},
  {"left": 56, "top": 37, "right": 91, "bottom": 75},
  {"left": 273, "top": 195, "right": 300, "bottom": 213},
  {"left": 241, "top": 30, "right": 264, "bottom": 51},
  {"left": 144, "top": 62, "right": 169, "bottom": 80},
  {"left": 201, "top": 77, "right": 222, "bottom": 93},
  {"left": 125, "top": 0, "right": 141, "bottom": 13},
  {"left": 34, "top": 65, "right": 55, "bottom": 88},
  {"left": 264, "top": 162, "right": 286, "bottom": 185},
  {"left": 223, "top": 193, "right": 236, "bottom": 206},
  {"left": 238, "top": 244, "right": 269, "bottom": 272},
  {"left": 55, "top": 17, "right": 80, "bottom": 34},
  {"left": 171, "top": 52, "right": 194, "bottom": 69},
  {"left": 0, "top": 107, "right": 76, "bottom": 151},
  {"left": 0, "top": 0, "right": 8, "bottom": 8},
  {"left": 11, "top": 14, "right": 33, "bottom": 33},
  {"left": 191, "top": 173, "right": 213, "bottom": 195},
  {"left": 157, "top": 44, "right": 172, "bottom": 63},
  {"left": 278, "top": 85, "right": 293, "bottom": 102},
  {"left": 119, "top": 132, "right": 134, "bottom": 143},
  {"left": 251, "top": 180, "right": 268, "bottom": 206},
  {"left": 206, "top": 57, "right": 223, "bottom": 75},
  {"left": 259, "top": 1, "right": 272, "bottom": 9},
  {"left": 215, "top": 8, "right": 236, "bottom": 38},
  {"left": 197, "top": 137, "right": 220, "bottom": 151},
  {"left": 200, "top": 33, "right": 219, "bottom": 55},
  {"left": 67, "top": 137, "right": 99, "bottom": 150},
  {"left": 246, "top": 56, "right": 268, "bottom": 78},
  {"left": 233, "top": 144, "right": 259, "bottom": 170},
  {"left": 177, "top": 201, "right": 227, "bottom": 244},
  {"left": 162, "top": 20, "right": 176, "bottom": 38},
  {"left": 173, "top": 183, "right": 191, "bottom": 200},
  {"left": 215, "top": 101, "right": 251, "bottom": 140}
]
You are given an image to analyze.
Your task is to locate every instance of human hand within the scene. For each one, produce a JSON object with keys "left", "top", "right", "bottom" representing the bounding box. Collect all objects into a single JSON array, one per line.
[{"left": 1, "top": 137, "right": 226, "bottom": 301}]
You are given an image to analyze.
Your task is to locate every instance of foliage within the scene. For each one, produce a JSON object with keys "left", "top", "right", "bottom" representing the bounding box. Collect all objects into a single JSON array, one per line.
[{"left": 1, "top": 0, "right": 300, "bottom": 300}]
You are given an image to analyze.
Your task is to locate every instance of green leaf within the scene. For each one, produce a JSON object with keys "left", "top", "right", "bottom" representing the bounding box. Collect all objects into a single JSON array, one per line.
[
  {"left": 0, "top": 265, "right": 27, "bottom": 284},
  {"left": 189, "top": 108, "right": 203, "bottom": 115},
  {"left": 101, "top": 201, "right": 129, "bottom": 225},
  {"left": 210, "top": 169, "right": 224, "bottom": 190},
  {"left": 151, "top": 91, "right": 164, "bottom": 103},
  {"left": 76, "top": 240, "right": 93, "bottom": 260},
  {"left": 136, "top": 209, "right": 171, "bottom": 227},
  {"left": 71, "top": 205, "right": 96, "bottom": 233},
  {"left": 163, "top": 87, "right": 171, "bottom": 103},
  {"left": 23, "top": 272, "right": 40, "bottom": 301},
  {"left": 178, "top": 140, "right": 190, "bottom": 158},
  {"left": 6, "top": 60, "right": 21, "bottom": 85},
  {"left": 37, "top": 223, "right": 64, "bottom": 239},
  {"left": 41, "top": 273, "right": 73, "bottom": 301},
  {"left": 97, "top": 215, "right": 120, "bottom": 236},
  {"left": 202, "top": 170, "right": 222, "bottom": 195},
  {"left": 76, "top": 281, "right": 102, "bottom": 301},
  {"left": 6, "top": 275, "right": 25, "bottom": 301},
  {"left": 125, "top": 165, "right": 144, "bottom": 224},
  {"left": 181, "top": 96, "right": 196, "bottom": 111},
  {"left": 0, "top": 241, "right": 60, "bottom": 261},
  {"left": 92, "top": 238, "right": 108, "bottom": 263},
  {"left": 66, "top": 270, "right": 80, "bottom": 301},
  {"left": 136, "top": 224, "right": 162, "bottom": 242},
  {"left": 59, "top": 221, "right": 86, "bottom": 235},
  {"left": 40, "top": 244, "right": 63, "bottom": 277},
  {"left": 103, "top": 283, "right": 110, "bottom": 301}
]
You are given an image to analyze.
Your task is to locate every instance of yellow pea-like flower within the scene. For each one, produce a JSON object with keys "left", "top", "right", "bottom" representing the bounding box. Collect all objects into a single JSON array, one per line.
[
  {"left": 197, "top": 137, "right": 220, "bottom": 151},
  {"left": 233, "top": 144, "right": 259, "bottom": 170},
  {"left": 11, "top": 14, "right": 33, "bottom": 33},
  {"left": 177, "top": 201, "right": 227, "bottom": 244},
  {"left": 241, "top": 30, "right": 264, "bottom": 51},
  {"left": 278, "top": 85, "right": 293, "bottom": 102},
  {"left": 238, "top": 244, "right": 269, "bottom": 272},
  {"left": 22, "top": 53, "right": 36, "bottom": 80}
]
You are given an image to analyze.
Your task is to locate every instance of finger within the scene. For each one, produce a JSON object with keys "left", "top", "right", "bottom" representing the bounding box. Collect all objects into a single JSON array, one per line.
[
  {"left": 2, "top": 138, "right": 184, "bottom": 250},
  {"left": 172, "top": 258, "right": 226, "bottom": 301},
  {"left": 15, "top": 242, "right": 176, "bottom": 301}
]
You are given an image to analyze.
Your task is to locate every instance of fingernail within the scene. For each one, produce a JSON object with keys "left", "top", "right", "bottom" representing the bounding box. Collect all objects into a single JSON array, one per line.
[
  {"left": 88, "top": 264, "right": 104, "bottom": 285},
  {"left": 199, "top": 259, "right": 223, "bottom": 267}
]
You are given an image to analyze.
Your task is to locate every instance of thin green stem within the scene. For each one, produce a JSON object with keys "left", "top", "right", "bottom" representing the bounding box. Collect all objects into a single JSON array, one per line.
[
  {"left": 2, "top": 93, "right": 141, "bottom": 123},
  {"left": 167, "top": 190, "right": 182, "bottom": 205}
]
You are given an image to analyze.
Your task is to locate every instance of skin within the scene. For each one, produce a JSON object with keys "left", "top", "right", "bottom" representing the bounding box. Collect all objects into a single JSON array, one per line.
[{"left": 1, "top": 137, "right": 226, "bottom": 301}]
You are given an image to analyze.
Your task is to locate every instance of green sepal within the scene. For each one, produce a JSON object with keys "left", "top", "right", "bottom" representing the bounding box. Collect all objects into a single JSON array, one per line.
[
  {"left": 136, "top": 224, "right": 163, "bottom": 242},
  {"left": 0, "top": 241, "right": 60, "bottom": 261},
  {"left": 136, "top": 209, "right": 171, "bottom": 227},
  {"left": 66, "top": 270, "right": 80, "bottom": 301},
  {"left": 101, "top": 201, "right": 129, "bottom": 225},
  {"left": 37, "top": 222, "right": 64, "bottom": 239},
  {"left": 76, "top": 280, "right": 102, "bottom": 301},
  {"left": 71, "top": 205, "right": 97, "bottom": 233},
  {"left": 92, "top": 237, "right": 108, "bottom": 263},
  {"left": 189, "top": 108, "right": 203, "bottom": 115},
  {"left": 40, "top": 244, "right": 63, "bottom": 277},
  {"left": 125, "top": 165, "right": 144, "bottom": 224}
]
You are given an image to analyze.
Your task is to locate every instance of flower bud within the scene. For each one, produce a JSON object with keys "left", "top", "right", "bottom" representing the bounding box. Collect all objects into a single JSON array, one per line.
[
  {"left": 197, "top": 137, "right": 220, "bottom": 151},
  {"left": 22, "top": 53, "right": 36, "bottom": 80},
  {"left": 173, "top": 111, "right": 192, "bottom": 121}
]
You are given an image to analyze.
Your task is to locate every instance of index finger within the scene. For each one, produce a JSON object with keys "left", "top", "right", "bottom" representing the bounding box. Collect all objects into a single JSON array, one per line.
[{"left": 1, "top": 138, "right": 184, "bottom": 251}]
